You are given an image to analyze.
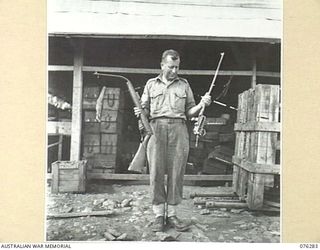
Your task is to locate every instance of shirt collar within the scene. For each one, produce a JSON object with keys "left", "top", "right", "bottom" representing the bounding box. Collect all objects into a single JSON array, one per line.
[{"left": 156, "top": 73, "right": 180, "bottom": 85}]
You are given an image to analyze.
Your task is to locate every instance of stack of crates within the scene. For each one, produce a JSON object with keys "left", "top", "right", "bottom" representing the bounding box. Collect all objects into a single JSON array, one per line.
[{"left": 82, "top": 86, "right": 124, "bottom": 173}]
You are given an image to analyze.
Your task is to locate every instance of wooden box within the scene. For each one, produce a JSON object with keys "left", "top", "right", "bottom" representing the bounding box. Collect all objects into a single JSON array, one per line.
[
  {"left": 232, "top": 85, "right": 280, "bottom": 210},
  {"left": 83, "top": 122, "right": 100, "bottom": 134},
  {"left": 86, "top": 154, "right": 117, "bottom": 169},
  {"left": 83, "top": 87, "right": 100, "bottom": 99},
  {"left": 83, "top": 134, "right": 100, "bottom": 146},
  {"left": 51, "top": 160, "right": 87, "bottom": 193},
  {"left": 83, "top": 98, "right": 97, "bottom": 110}
]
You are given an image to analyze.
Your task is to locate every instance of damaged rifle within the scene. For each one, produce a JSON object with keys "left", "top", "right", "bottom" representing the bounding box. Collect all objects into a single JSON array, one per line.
[
  {"left": 193, "top": 52, "right": 225, "bottom": 147},
  {"left": 94, "top": 72, "right": 152, "bottom": 173}
]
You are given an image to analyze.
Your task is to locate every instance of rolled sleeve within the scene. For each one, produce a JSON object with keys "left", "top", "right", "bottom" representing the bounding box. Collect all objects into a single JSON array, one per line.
[
  {"left": 140, "top": 84, "right": 150, "bottom": 111},
  {"left": 185, "top": 83, "right": 196, "bottom": 111}
]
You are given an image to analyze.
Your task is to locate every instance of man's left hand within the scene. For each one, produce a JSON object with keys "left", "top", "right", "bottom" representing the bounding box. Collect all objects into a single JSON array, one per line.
[{"left": 200, "top": 92, "right": 212, "bottom": 107}]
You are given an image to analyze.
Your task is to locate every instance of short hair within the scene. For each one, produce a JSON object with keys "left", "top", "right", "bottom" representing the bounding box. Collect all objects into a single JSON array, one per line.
[{"left": 161, "top": 49, "right": 180, "bottom": 62}]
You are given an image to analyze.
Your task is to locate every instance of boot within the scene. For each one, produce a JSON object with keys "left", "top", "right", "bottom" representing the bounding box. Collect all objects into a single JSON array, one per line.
[
  {"left": 151, "top": 216, "right": 165, "bottom": 232},
  {"left": 166, "top": 216, "right": 190, "bottom": 232}
]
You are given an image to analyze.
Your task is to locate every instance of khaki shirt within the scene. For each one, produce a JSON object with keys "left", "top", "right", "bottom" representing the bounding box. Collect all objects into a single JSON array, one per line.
[{"left": 140, "top": 75, "right": 196, "bottom": 120}]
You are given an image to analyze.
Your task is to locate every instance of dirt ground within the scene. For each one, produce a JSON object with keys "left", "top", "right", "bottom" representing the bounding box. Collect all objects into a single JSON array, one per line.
[{"left": 46, "top": 181, "right": 280, "bottom": 242}]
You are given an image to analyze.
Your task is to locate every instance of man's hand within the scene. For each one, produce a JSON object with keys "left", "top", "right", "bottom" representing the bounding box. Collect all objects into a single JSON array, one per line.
[
  {"left": 133, "top": 107, "right": 142, "bottom": 118},
  {"left": 200, "top": 92, "right": 212, "bottom": 107}
]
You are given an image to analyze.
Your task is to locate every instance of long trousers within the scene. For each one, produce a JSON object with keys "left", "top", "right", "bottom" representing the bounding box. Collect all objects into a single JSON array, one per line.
[{"left": 147, "top": 118, "right": 189, "bottom": 205}]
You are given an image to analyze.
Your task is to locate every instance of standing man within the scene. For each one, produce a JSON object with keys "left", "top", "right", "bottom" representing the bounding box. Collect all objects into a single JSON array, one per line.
[{"left": 134, "top": 49, "right": 211, "bottom": 232}]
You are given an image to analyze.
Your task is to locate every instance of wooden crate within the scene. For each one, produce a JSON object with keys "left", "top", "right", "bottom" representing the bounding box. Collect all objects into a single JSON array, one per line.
[
  {"left": 51, "top": 160, "right": 87, "bottom": 193},
  {"left": 86, "top": 154, "right": 117, "bottom": 169},
  {"left": 83, "top": 86, "right": 100, "bottom": 99},
  {"left": 81, "top": 87, "right": 125, "bottom": 174},
  {"left": 232, "top": 84, "right": 280, "bottom": 209}
]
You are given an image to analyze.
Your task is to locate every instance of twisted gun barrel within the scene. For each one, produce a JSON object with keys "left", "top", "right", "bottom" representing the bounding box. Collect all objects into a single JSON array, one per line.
[
  {"left": 93, "top": 72, "right": 152, "bottom": 173},
  {"left": 193, "top": 52, "right": 225, "bottom": 147}
]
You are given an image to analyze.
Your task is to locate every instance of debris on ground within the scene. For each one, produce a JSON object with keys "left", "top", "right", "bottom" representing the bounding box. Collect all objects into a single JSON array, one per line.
[{"left": 46, "top": 184, "right": 280, "bottom": 242}]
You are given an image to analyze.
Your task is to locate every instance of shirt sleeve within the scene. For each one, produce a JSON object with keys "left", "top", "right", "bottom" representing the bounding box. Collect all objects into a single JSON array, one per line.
[
  {"left": 185, "top": 82, "right": 196, "bottom": 111},
  {"left": 140, "top": 81, "right": 150, "bottom": 111}
]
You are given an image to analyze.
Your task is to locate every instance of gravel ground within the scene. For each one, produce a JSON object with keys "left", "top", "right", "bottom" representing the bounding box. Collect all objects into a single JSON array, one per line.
[{"left": 46, "top": 182, "right": 280, "bottom": 242}]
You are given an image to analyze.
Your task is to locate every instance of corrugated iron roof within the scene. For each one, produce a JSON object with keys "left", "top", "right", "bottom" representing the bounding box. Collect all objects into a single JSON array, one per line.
[{"left": 48, "top": 0, "right": 282, "bottom": 41}]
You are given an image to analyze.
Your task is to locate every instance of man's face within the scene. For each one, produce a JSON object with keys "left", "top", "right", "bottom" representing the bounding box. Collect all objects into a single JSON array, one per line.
[{"left": 161, "top": 56, "right": 180, "bottom": 81}]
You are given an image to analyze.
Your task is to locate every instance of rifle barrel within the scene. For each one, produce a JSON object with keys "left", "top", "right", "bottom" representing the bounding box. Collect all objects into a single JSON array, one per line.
[{"left": 208, "top": 52, "right": 225, "bottom": 95}]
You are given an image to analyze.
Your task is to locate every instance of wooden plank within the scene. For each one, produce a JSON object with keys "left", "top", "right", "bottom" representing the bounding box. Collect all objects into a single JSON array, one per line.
[
  {"left": 190, "top": 191, "right": 237, "bottom": 198},
  {"left": 264, "top": 200, "right": 280, "bottom": 208},
  {"left": 86, "top": 154, "right": 117, "bottom": 168},
  {"left": 78, "top": 160, "right": 86, "bottom": 193},
  {"left": 59, "top": 180, "right": 80, "bottom": 192},
  {"left": 86, "top": 173, "right": 233, "bottom": 181},
  {"left": 83, "top": 134, "right": 100, "bottom": 146},
  {"left": 83, "top": 86, "right": 100, "bottom": 99},
  {"left": 232, "top": 92, "right": 244, "bottom": 193},
  {"left": 51, "top": 162, "right": 60, "bottom": 194},
  {"left": 47, "top": 121, "right": 71, "bottom": 135},
  {"left": 83, "top": 122, "right": 100, "bottom": 134},
  {"left": 83, "top": 145, "right": 100, "bottom": 158},
  {"left": 234, "top": 121, "right": 280, "bottom": 132},
  {"left": 246, "top": 85, "right": 281, "bottom": 209},
  {"left": 48, "top": 141, "right": 61, "bottom": 149},
  {"left": 251, "top": 57, "right": 257, "bottom": 88},
  {"left": 48, "top": 65, "right": 280, "bottom": 78},
  {"left": 232, "top": 156, "right": 280, "bottom": 174},
  {"left": 206, "top": 201, "right": 248, "bottom": 209},
  {"left": 47, "top": 210, "right": 114, "bottom": 219},
  {"left": 49, "top": 33, "right": 281, "bottom": 44},
  {"left": 58, "top": 135, "right": 63, "bottom": 161},
  {"left": 70, "top": 41, "right": 84, "bottom": 161}
]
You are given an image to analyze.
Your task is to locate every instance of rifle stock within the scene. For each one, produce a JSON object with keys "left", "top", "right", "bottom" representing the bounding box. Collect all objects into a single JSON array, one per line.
[{"left": 128, "top": 134, "right": 151, "bottom": 173}]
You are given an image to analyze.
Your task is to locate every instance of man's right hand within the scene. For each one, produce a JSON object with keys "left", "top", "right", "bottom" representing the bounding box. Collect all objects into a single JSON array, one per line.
[{"left": 133, "top": 107, "right": 142, "bottom": 118}]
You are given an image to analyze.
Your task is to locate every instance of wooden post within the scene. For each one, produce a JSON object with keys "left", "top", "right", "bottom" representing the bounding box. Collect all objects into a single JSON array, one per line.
[
  {"left": 58, "top": 135, "right": 63, "bottom": 161},
  {"left": 51, "top": 161, "right": 60, "bottom": 194},
  {"left": 70, "top": 41, "right": 84, "bottom": 160},
  {"left": 251, "top": 57, "right": 257, "bottom": 88}
]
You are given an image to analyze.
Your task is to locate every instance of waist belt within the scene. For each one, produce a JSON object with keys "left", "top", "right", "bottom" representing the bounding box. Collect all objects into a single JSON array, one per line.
[{"left": 151, "top": 117, "right": 185, "bottom": 124}]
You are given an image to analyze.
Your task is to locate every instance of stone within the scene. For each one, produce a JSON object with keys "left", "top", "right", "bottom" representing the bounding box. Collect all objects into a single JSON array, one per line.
[
  {"left": 117, "top": 233, "right": 128, "bottom": 241},
  {"left": 194, "top": 223, "right": 208, "bottom": 232},
  {"left": 121, "top": 198, "right": 133, "bottom": 208},
  {"left": 93, "top": 199, "right": 101, "bottom": 206},
  {"left": 270, "top": 231, "right": 280, "bottom": 236},
  {"left": 219, "top": 208, "right": 227, "bottom": 212},
  {"left": 239, "top": 223, "right": 254, "bottom": 230},
  {"left": 156, "top": 232, "right": 176, "bottom": 241},
  {"left": 233, "top": 236, "right": 244, "bottom": 241},
  {"left": 218, "top": 234, "right": 225, "bottom": 241},
  {"left": 200, "top": 209, "right": 210, "bottom": 215},
  {"left": 104, "top": 232, "right": 116, "bottom": 241},
  {"left": 230, "top": 209, "right": 244, "bottom": 214},
  {"left": 82, "top": 207, "right": 92, "bottom": 213},
  {"left": 268, "top": 222, "right": 280, "bottom": 231},
  {"left": 176, "top": 232, "right": 194, "bottom": 242},
  {"left": 229, "top": 229, "right": 237, "bottom": 233},
  {"left": 232, "top": 220, "right": 245, "bottom": 225},
  {"left": 210, "top": 213, "right": 230, "bottom": 218},
  {"left": 122, "top": 207, "right": 132, "bottom": 212},
  {"left": 107, "top": 228, "right": 122, "bottom": 237}
]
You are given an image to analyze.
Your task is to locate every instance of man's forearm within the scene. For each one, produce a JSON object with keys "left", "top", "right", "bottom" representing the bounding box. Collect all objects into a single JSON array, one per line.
[{"left": 186, "top": 103, "right": 204, "bottom": 118}]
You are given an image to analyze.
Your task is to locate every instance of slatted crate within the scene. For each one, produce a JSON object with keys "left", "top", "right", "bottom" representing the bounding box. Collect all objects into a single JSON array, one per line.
[
  {"left": 232, "top": 84, "right": 280, "bottom": 209},
  {"left": 51, "top": 160, "right": 87, "bottom": 193},
  {"left": 82, "top": 86, "right": 124, "bottom": 173}
]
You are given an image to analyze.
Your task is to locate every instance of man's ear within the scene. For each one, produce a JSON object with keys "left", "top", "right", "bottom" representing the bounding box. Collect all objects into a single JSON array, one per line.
[{"left": 160, "top": 62, "right": 164, "bottom": 70}]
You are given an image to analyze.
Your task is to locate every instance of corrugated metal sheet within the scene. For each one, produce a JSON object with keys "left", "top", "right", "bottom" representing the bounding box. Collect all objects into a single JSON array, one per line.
[{"left": 48, "top": 0, "right": 282, "bottom": 40}]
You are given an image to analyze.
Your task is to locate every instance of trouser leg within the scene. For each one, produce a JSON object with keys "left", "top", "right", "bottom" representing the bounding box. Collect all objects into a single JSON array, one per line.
[
  {"left": 167, "top": 122, "right": 189, "bottom": 206},
  {"left": 147, "top": 121, "right": 167, "bottom": 205}
]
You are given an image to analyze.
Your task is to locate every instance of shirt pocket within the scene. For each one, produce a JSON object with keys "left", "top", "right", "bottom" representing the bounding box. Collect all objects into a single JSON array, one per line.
[
  {"left": 150, "top": 89, "right": 164, "bottom": 113},
  {"left": 171, "top": 90, "right": 186, "bottom": 112}
]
